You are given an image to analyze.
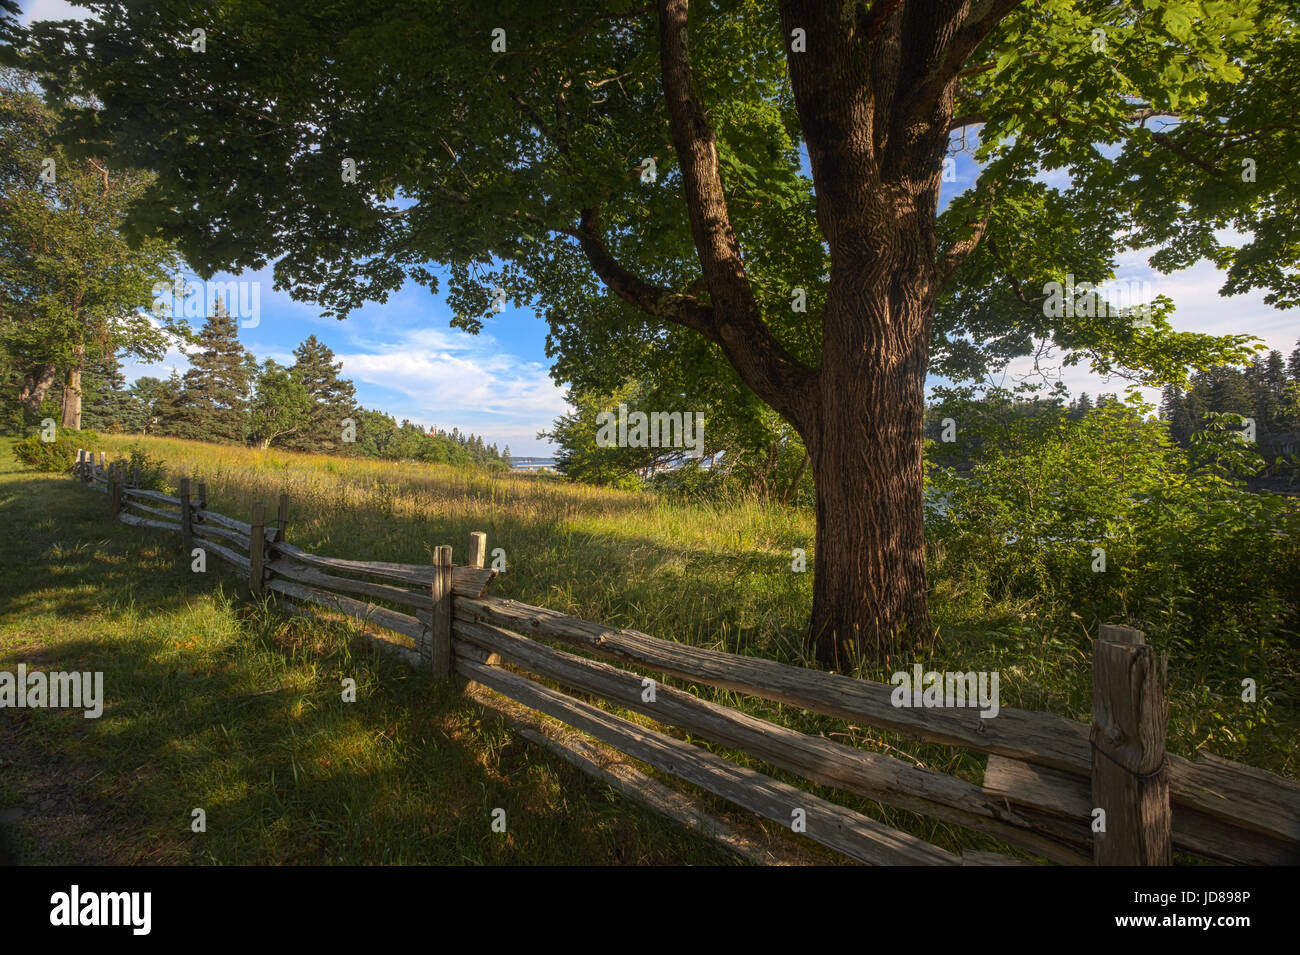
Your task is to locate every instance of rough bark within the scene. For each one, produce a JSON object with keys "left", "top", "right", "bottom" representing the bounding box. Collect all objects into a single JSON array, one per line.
[
  {"left": 18, "top": 364, "right": 59, "bottom": 412},
  {"left": 587, "top": 0, "right": 1020, "bottom": 661},
  {"left": 60, "top": 361, "right": 83, "bottom": 430},
  {"left": 808, "top": 250, "right": 937, "bottom": 664}
]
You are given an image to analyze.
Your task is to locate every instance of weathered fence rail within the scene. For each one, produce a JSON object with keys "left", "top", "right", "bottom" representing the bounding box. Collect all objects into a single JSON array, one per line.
[{"left": 73, "top": 449, "right": 1300, "bottom": 866}]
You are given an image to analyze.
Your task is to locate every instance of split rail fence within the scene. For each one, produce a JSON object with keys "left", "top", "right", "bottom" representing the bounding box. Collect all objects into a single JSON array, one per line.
[{"left": 74, "top": 449, "right": 1300, "bottom": 866}]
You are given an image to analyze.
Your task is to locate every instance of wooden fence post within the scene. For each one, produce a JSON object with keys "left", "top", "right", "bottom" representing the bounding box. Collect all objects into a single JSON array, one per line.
[
  {"left": 469, "top": 531, "right": 487, "bottom": 569},
  {"left": 464, "top": 531, "right": 502, "bottom": 670},
  {"left": 250, "top": 502, "right": 266, "bottom": 597},
  {"left": 428, "top": 544, "right": 454, "bottom": 681},
  {"left": 98, "top": 451, "right": 106, "bottom": 471},
  {"left": 111, "top": 474, "right": 122, "bottom": 518},
  {"left": 275, "top": 493, "right": 289, "bottom": 544},
  {"left": 1091, "top": 624, "right": 1171, "bottom": 865},
  {"left": 179, "top": 478, "right": 193, "bottom": 558},
  {"left": 74, "top": 449, "right": 83, "bottom": 479}
]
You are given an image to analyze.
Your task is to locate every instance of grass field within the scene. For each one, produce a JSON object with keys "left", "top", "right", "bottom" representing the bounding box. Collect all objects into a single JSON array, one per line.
[
  {"left": 0, "top": 438, "right": 739, "bottom": 864},
  {"left": 2, "top": 433, "right": 1296, "bottom": 864}
]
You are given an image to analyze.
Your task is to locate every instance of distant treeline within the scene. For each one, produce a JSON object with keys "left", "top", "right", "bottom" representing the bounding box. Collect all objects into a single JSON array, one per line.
[
  {"left": 1161, "top": 342, "right": 1300, "bottom": 463},
  {"left": 2, "top": 302, "right": 512, "bottom": 470},
  {"left": 924, "top": 339, "right": 1300, "bottom": 475}
]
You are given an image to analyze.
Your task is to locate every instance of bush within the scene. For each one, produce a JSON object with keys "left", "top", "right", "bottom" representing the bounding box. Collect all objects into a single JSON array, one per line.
[
  {"left": 927, "top": 400, "right": 1300, "bottom": 647},
  {"left": 121, "top": 444, "right": 170, "bottom": 491},
  {"left": 12, "top": 427, "right": 101, "bottom": 472}
]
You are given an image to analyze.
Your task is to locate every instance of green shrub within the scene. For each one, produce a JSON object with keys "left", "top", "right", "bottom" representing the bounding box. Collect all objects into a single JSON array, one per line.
[
  {"left": 927, "top": 400, "right": 1300, "bottom": 647},
  {"left": 12, "top": 427, "right": 101, "bottom": 472},
  {"left": 121, "top": 443, "right": 170, "bottom": 491}
]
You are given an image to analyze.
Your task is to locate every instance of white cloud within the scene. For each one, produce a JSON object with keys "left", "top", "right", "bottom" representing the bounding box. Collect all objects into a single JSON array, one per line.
[{"left": 337, "top": 327, "right": 570, "bottom": 453}]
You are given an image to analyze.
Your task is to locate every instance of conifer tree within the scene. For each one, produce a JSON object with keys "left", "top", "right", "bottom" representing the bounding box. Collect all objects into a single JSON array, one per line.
[
  {"left": 170, "top": 300, "right": 250, "bottom": 443},
  {"left": 287, "top": 334, "right": 356, "bottom": 452},
  {"left": 79, "top": 353, "right": 140, "bottom": 433},
  {"left": 151, "top": 370, "right": 186, "bottom": 435}
]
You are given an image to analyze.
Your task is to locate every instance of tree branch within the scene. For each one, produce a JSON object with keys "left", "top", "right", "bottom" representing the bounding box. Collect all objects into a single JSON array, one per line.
[
  {"left": 1149, "top": 130, "right": 1225, "bottom": 176},
  {"left": 935, "top": 183, "right": 997, "bottom": 290},
  {"left": 987, "top": 235, "right": 1045, "bottom": 315},
  {"left": 571, "top": 206, "right": 722, "bottom": 346},
  {"left": 948, "top": 112, "right": 987, "bottom": 132},
  {"left": 899, "top": 0, "right": 1026, "bottom": 128},
  {"left": 656, "top": 0, "right": 817, "bottom": 429}
]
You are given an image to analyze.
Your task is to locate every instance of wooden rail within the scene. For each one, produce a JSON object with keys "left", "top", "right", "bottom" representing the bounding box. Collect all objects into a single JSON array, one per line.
[{"left": 73, "top": 449, "right": 1300, "bottom": 866}]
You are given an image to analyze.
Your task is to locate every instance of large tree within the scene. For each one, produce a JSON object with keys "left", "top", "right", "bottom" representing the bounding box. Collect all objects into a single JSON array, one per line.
[
  {"left": 0, "top": 67, "right": 179, "bottom": 428},
  {"left": 286, "top": 334, "right": 357, "bottom": 453},
  {"left": 19, "top": 0, "right": 1294, "bottom": 661},
  {"left": 170, "top": 300, "right": 251, "bottom": 443}
]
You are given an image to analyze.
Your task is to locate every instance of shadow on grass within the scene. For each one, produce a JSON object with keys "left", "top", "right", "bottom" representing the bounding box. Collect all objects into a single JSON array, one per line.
[{"left": 0, "top": 463, "right": 737, "bottom": 865}]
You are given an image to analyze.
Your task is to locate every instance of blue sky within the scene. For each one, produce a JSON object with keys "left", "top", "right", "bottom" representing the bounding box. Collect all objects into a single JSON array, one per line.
[
  {"left": 128, "top": 264, "right": 567, "bottom": 456},
  {"left": 21, "top": 0, "right": 1300, "bottom": 455}
]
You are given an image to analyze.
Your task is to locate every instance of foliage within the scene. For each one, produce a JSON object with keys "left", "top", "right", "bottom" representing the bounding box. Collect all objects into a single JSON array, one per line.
[
  {"left": 249, "top": 360, "right": 310, "bottom": 449},
  {"left": 168, "top": 300, "right": 251, "bottom": 444},
  {"left": 285, "top": 335, "right": 357, "bottom": 453},
  {"left": 119, "top": 442, "right": 168, "bottom": 491},
  {"left": 543, "top": 380, "right": 811, "bottom": 502},
  {"left": 928, "top": 399, "right": 1300, "bottom": 650},
  {"left": 12, "top": 424, "right": 97, "bottom": 471},
  {"left": 1162, "top": 340, "right": 1300, "bottom": 472},
  {"left": 15, "top": 0, "right": 1269, "bottom": 392},
  {"left": 0, "top": 68, "right": 181, "bottom": 417}
]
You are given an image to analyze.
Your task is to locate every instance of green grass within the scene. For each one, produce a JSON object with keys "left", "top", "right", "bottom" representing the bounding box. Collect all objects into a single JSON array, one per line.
[
  {"left": 0, "top": 438, "right": 738, "bottom": 864},
  {"left": 2, "top": 433, "right": 1295, "bottom": 865}
]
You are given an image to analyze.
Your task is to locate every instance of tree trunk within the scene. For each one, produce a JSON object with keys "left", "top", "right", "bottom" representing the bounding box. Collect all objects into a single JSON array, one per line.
[
  {"left": 18, "top": 364, "right": 59, "bottom": 412},
  {"left": 60, "top": 363, "right": 83, "bottom": 429},
  {"left": 649, "top": 0, "right": 990, "bottom": 665},
  {"left": 807, "top": 402, "right": 933, "bottom": 668},
  {"left": 805, "top": 228, "right": 939, "bottom": 666}
]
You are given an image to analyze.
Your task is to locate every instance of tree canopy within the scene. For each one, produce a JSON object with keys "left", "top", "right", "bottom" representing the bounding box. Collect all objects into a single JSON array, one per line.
[{"left": 0, "top": 66, "right": 180, "bottom": 425}]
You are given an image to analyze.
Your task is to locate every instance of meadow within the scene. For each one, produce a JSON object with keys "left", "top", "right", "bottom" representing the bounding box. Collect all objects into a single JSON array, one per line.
[{"left": 1, "top": 432, "right": 1295, "bottom": 864}]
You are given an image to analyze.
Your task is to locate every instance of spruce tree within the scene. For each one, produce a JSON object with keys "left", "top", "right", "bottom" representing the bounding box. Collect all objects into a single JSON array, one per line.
[
  {"left": 287, "top": 335, "right": 356, "bottom": 452},
  {"left": 170, "top": 300, "right": 251, "bottom": 443},
  {"left": 80, "top": 353, "right": 140, "bottom": 433},
  {"left": 145, "top": 371, "right": 186, "bottom": 435}
]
